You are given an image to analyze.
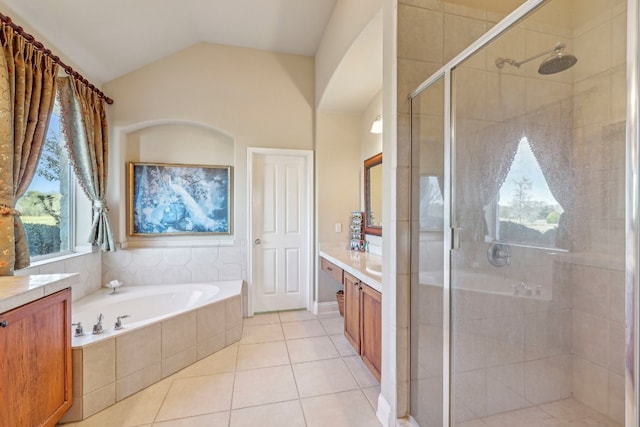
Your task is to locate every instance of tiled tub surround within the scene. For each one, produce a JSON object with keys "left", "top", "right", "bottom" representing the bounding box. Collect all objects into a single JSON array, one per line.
[
  {"left": 102, "top": 244, "right": 249, "bottom": 315},
  {"left": 61, "top": 281, "right": 243, "bottom": 422}
]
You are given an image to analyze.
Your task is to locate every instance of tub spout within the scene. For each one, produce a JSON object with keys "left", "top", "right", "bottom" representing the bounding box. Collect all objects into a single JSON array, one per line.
[{"left": 92, "top": 313, "right": 104, "bottom": 334}]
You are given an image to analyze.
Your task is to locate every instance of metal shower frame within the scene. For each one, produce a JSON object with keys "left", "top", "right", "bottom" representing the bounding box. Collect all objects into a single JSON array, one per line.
[{"left": 407, "top": 0, "right": 640, "bottom": 425}]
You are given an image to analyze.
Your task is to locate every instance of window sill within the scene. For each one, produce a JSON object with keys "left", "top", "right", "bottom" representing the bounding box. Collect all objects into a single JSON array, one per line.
[{"left": 27, "top": 246, "right": 98, "bottom": 269}]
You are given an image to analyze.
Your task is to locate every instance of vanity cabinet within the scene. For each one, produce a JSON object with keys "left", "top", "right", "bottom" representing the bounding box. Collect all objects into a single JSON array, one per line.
[
  {"left": 320, "top": 257, "right": 343, "bottom": 283},
  {"left": 343, "top": 272, "right": 382, "bottom": 381},
  {"left": 0, "top": 288, "right": 72, "bottom": 427}
]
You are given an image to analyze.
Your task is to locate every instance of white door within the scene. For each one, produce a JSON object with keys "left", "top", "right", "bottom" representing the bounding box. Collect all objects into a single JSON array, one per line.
[{"left": 250, "top": 149, "right": 312, "bottom": 313}]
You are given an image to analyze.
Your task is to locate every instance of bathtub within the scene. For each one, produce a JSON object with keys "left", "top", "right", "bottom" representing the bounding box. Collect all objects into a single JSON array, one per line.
[{"left": 61, "top": 281, "right": 243, "bottom": 423}]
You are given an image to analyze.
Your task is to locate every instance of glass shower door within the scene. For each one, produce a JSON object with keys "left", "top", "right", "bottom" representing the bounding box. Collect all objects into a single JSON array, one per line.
[{"left": 450, "top": 1, "right": 626, "bottom": 425}]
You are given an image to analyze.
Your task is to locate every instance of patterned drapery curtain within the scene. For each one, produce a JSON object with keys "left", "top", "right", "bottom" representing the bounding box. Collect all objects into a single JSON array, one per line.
[
  {"left": 0, "top": 25, "right": 58, "bottom": 275},
  {"left": 526, "top": 99, "right": 574, "bottom": 249},
  {"left": 57, "top": 76, "right": 115, "bottom": 251},
  {"left": 456, "top": 119, "right": 524, "bottom": 239}
]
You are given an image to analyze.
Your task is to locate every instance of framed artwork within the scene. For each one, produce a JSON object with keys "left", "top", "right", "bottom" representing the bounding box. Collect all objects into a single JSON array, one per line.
[{"left": 128, "top": 162, "right": 232, "bottom": 236}]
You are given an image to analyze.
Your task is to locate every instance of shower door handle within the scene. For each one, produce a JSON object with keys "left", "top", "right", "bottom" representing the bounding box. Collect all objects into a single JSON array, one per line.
[{"left": 451, "top": 228, "right": 461, "bottom": 250}]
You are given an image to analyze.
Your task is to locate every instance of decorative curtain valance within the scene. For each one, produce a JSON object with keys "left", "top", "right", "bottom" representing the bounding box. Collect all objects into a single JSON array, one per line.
[
  {"left": 0, "top": 23, "right": 58, "bottom": 275},
  {"left": 57, "top": 76, "right": 115, "bottom": 252}
]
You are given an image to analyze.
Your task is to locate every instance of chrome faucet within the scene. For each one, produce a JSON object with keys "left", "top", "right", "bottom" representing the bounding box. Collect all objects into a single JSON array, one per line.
[
  {"left": 92, "top": 313, "right": 104, "bottom": 335},
  {"left": 512, "top": 281, "right": 532, "bottom": 295},
  {"left": 72, "top": 322, "right": 84, "bottom": 337},
  {"left": 114, "top": 315, "right": 131, "bottom": 330}
]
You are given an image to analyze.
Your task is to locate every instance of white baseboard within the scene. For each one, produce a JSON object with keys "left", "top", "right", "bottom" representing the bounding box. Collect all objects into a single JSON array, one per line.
[
  {"left": 377, "top": 393, "right": 391, "bottom": 427},
  {"left": 316, "top": 301, "right": 340, "bottom": 315}
]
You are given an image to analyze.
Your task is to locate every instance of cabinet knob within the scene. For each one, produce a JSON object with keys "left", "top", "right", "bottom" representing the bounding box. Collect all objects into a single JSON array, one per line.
[{"left": 0, "top": 320, "right": 7, "bottom": 328}]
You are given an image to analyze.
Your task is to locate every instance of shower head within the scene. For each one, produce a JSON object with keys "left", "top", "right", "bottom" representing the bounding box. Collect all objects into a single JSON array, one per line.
[
  {"left": 495, "top": 43, "right": 577, "bottom": 75},
  {"left": 538, "top": 51, "right": 578, "bottom": 75}
]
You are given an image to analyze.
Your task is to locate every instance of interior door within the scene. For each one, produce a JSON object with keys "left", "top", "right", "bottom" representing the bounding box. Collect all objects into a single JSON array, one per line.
[{"left": 250, "top": 150, "right": 311, "bottom": 313}]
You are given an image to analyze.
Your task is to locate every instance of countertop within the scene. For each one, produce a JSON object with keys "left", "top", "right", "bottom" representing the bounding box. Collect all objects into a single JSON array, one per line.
[
  {"left": 319, "top": 246, "right": 382, "bottom": 293},
  {"left": 0, "top": 274, "right": 79, "bottom": 313}
]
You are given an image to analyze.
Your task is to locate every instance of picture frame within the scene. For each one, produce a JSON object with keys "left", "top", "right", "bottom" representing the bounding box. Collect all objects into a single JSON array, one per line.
[{"left": 128, "top": 162, "right": 233, "bottom": 236}]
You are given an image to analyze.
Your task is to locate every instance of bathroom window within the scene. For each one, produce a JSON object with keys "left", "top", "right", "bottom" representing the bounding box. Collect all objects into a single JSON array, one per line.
[
  {"left": 16, "top": 101, "right": 74, "bottom": 259},
  {"left": 484, "top": 137, "right": 563, "bottom": 248}
]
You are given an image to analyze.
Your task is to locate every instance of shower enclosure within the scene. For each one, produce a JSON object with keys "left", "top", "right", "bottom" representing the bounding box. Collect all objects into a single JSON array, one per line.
[{"left": 409, "top": 0, "right": 636, "bottom": 425}]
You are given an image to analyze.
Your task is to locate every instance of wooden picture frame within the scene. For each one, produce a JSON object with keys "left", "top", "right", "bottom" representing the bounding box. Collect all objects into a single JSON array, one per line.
[{"left": 128, "top": 162, "right": 233, "bottom": 236}]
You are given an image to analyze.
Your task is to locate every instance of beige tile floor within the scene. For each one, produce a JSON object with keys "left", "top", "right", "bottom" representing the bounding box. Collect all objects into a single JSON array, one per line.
[
  {"left": 61, "top": 310, "right": 381, "bottom": 427},
  {"left": 457, "top": 398, "right": 623, "bottom": 427}
]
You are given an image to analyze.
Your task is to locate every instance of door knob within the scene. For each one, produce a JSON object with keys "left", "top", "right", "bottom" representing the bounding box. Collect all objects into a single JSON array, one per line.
[
  {"left": 0, "top": 320, "right": 7, "bottom": 328},
  {"left": 254, "top": 239, "right": 262, "bottom": 245}
]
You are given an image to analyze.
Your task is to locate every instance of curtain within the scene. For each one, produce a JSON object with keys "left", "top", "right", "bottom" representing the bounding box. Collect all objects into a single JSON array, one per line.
[
  {"left": 57, "top": 76, "right": 115, "bottom": 251},
  {"left": 0, "top": 25, "right": 58, "bottom": 275},
  {"left": 456, "top": 118, "right": 524, "bottom": 239},
  {"left": 525, "top": 99, "right": 574, "bottom": 249}
]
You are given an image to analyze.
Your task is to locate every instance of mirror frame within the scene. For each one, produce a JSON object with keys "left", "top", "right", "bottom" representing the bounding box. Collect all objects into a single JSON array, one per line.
[{"left": 364, "top": 152, "right": 383, "bottom": 236}]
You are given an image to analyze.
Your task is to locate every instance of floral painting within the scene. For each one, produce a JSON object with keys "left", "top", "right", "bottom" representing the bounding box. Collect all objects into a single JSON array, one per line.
[{"left": 128, "top": 162, "right": 232, "bottom": 235}]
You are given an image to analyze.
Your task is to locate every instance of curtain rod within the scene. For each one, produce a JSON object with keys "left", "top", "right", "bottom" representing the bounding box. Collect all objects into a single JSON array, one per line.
[{"left": 0, "top": 13, "right": 113, "bottom": 105}]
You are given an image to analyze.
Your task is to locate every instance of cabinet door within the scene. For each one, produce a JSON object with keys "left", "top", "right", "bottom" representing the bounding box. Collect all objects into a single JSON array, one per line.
[
  {"left": 360, "top": 284, "right": 381, "bottom": 381},
  {"left": 343, "top": 272, "right": 361, "bottom": 351},
  {"left": 0, "top": 289, "right": 72, "bottom": 427}
]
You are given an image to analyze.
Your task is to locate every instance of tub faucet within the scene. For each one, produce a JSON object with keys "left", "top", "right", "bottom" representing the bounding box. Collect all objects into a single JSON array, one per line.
[
  {"left": 72, "top": 322, "right": 84, "bottom": 337},
  {"left": 92, "top": 313, "right": 104, "bottom": 335},
  {"left": 512, "top": 282, "right": 532, "bottom": 295},
  {"left": 114, "top": 315, "right": 131, "bottom": 330}
]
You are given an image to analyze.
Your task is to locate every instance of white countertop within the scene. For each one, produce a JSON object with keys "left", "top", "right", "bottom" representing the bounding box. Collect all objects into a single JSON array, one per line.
[
  {"left": 0, "top": 274, "right": 79, "bottom": 313},
  {"left": 319, "top": 246, "right": 382, "bottom": 293}
]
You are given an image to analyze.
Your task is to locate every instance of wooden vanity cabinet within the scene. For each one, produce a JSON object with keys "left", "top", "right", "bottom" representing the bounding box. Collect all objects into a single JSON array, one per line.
[
  {"left": 360, "top": 283, "right": 382, "bottom": 380},
  {"left": 0, "top": 288, "right": 72, "bottom": 427},
  {"left": 343, "top": 272, "right": 361, "bottom": 350},
  {"left": 320, "top": 258, "right": 343, "bottom": 283},
  {"left": 343, "top": 272, "right": 381, "bottom": 381}
]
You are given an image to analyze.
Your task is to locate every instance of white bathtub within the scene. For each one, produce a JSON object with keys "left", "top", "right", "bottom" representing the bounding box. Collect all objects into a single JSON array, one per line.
[
  {"left": 62, "top": 280, "right": 243, "bottom": 423},
  {"left": 72, "top": 282, "right": 241, "bottom": 345}
]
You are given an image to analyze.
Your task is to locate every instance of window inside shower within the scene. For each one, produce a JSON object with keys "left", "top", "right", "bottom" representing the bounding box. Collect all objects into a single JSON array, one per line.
[{"left": 483, "top": 136, "right": 564, "bottom": 249}]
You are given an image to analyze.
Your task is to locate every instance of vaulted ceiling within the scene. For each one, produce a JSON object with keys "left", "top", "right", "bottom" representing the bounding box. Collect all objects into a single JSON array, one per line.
[{"left": 3, "top": 0, "right": 338, "bottom": 84}]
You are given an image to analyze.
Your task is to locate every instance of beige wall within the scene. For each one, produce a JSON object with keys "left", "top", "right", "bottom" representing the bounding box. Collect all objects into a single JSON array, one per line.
[
  {"left": 103, "top": 42, "right": 315, "bottom": 244},
  {"left": 315, "top": 0, "right": 383, "bottom": 108}
]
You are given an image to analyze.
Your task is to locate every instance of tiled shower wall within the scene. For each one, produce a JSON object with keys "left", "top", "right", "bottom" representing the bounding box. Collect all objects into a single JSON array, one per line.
[{"left": 570, "top": 2, "right": 626, "bottom": 424}]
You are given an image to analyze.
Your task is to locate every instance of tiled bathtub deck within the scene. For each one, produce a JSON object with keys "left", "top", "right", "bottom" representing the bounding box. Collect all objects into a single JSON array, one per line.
[{"left": 60, "top": 310, "right": 381, "bottom": 427}]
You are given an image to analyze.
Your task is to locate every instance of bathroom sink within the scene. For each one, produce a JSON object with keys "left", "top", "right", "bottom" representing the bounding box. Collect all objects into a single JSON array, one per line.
[{"left": 366, "top": 263, "right": 382, "bottom": 277}]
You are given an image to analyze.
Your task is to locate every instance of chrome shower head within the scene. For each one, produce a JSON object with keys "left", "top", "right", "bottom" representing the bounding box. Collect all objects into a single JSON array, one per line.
[
  {"left": 495, "top": 43, "right": 577, "bottom": 75},
  {"left": 538, "top": 50, "right": 578, "bottom": 75}
]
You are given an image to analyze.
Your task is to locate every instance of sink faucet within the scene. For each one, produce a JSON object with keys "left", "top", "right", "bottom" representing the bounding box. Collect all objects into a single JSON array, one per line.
[{"left": 92, "top": 313, "right": 104, "bottom": 335}]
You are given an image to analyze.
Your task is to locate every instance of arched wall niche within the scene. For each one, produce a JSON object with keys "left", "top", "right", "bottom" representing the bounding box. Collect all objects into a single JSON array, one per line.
[{"left": 109, "top": 119, "right": 236, "bottom": 244}]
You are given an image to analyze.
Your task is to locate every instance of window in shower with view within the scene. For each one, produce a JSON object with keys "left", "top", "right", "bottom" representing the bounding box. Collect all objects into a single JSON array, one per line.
[{"left": 483, "top": 136, "right": 565, "bottom": 249}]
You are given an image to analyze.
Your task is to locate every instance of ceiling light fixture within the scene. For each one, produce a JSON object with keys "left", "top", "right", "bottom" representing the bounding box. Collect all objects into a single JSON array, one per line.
[{"left": 370, "top": 115, "right": 383, "bottom": 134}]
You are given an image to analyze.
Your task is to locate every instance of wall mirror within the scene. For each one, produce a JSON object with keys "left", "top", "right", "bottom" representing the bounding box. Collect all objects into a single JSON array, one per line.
[{"left": 364, "top": 153, "right": 382, "bottom": 236}]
